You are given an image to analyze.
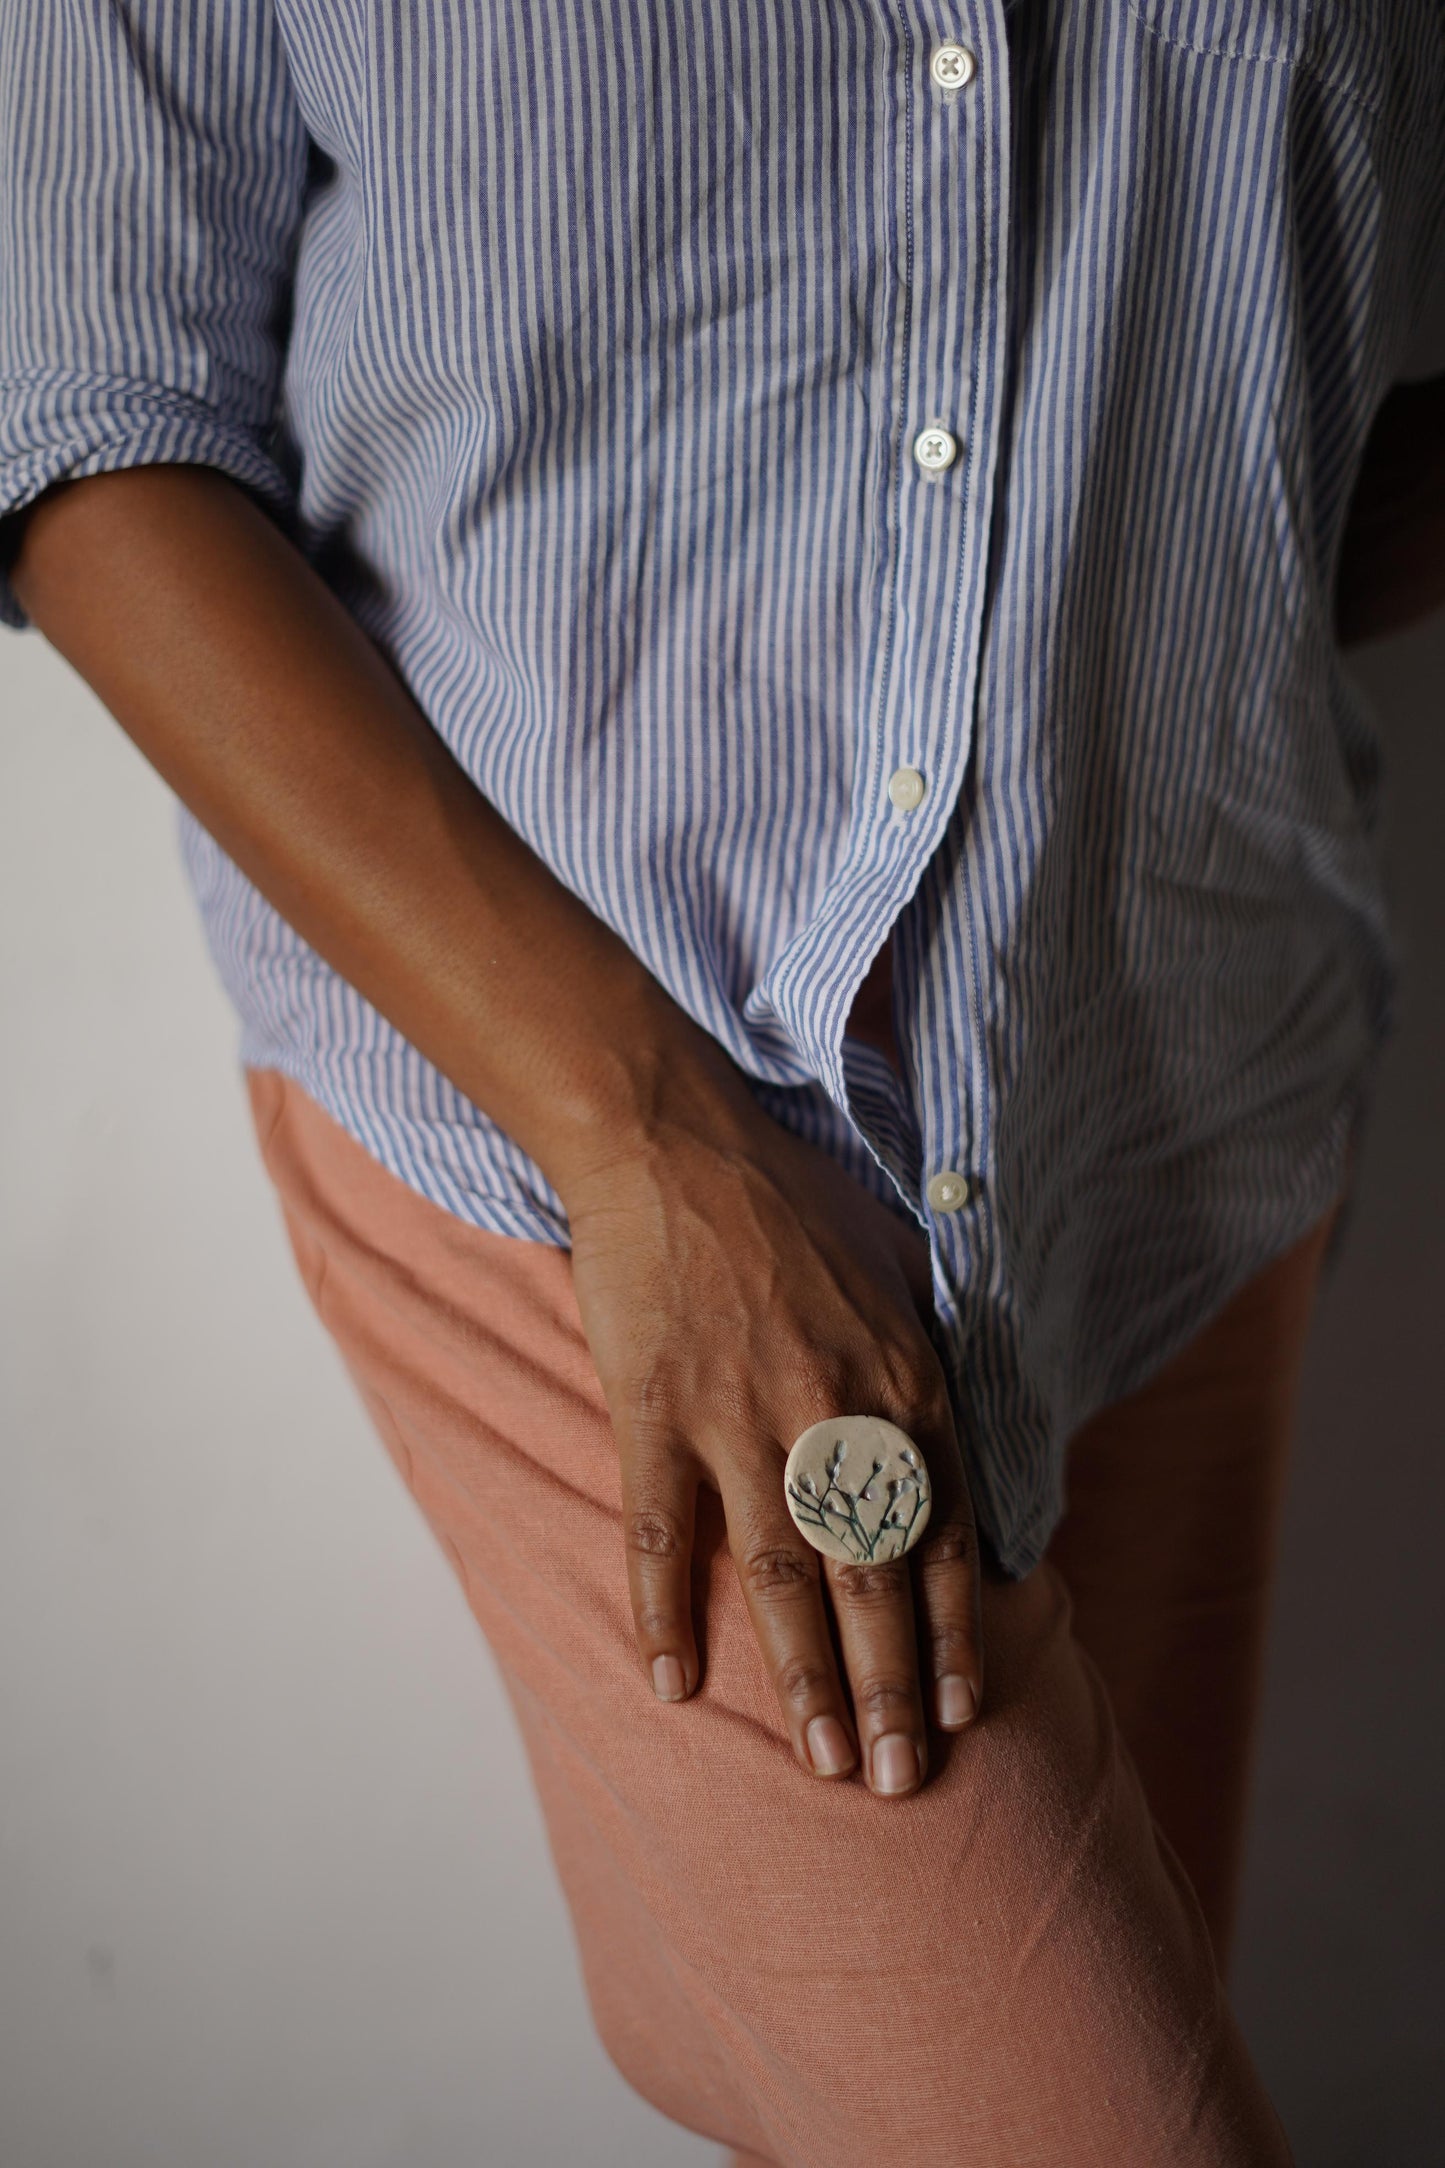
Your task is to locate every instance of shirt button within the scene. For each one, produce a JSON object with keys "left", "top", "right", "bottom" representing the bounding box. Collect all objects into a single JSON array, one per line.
[
  {"left": 930, "top": 41, "right": 978, "bottom": 92},
  {"left": 925, "top": 1169, "right": 974, "bottom": 1213},
  {"left": 912, "top": 425, "right": 959, "bottom": 474},
  {"left": 887, "top": 765, "right": 927, "bottom": 812}
]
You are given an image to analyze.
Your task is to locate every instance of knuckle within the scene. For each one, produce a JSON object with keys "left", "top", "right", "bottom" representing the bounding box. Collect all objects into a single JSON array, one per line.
[
  {"left": 832, "top": 1559, "right": 909, "bottom": 1605},
  {"left": 917, "top": 1519, "right": 976, "bottom": 1571},
  {"left": 927, "top": 1622, "right": 975, "bottom": 1664},
  {"left": 774, "top": 1654, "right": 833, "bottom": 1709},
  {"left": 839, "top": 1357, "right": 956, "bottom": 1452},
  {"left": 740, "top": 1544, "right": 816, "bottom": 1598},
  {"left": 854, "top": 1675, "right": 917, "bottom": 1723},
  {"left": 628, "top": 1369, "right": 684, "bottom": 1435},
  {"left": 872, "top": 1343, "right": 937, "bottom": 1413},
  {"left": 634, "top": 1604, "right": 682, "bottom": 1644},
  {"left": 860, "top": 1333, "right": 945, "bottom": 1412},
  {"left": 625, "top": 1508, "right": 686, "bottom": 1561},
  {"left": 919, "top": 1387, "right": 959, "bottom": 1439}
]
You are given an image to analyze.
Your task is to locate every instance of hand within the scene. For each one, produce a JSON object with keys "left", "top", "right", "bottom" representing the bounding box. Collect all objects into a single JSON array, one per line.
[{"left": 560, "top": 1086, "right": 984, "bottom": 1798}]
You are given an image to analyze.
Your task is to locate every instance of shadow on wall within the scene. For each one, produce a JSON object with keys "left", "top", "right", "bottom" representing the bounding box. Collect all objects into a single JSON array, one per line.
[{"left": 1232, "top": 607, "right": 1445, "bottom": 2168}]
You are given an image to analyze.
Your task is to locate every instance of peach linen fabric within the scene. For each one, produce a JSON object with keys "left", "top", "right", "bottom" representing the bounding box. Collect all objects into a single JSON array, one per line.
[{"left": 246, "top": 1062, "right": 1336, "bottom": 2167}]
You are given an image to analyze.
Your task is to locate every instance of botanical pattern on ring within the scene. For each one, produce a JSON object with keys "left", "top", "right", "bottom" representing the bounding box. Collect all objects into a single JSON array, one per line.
[{"left": 787, "top": 1435, "right": 928, "bottom": 1564}]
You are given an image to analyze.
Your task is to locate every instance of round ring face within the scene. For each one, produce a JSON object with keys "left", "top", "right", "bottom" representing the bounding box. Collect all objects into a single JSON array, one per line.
[{"left": 783, "top": 1415, "right": 932, "bottom": 1566}]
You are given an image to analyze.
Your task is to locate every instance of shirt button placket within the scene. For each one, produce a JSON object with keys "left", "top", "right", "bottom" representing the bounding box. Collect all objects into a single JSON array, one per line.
[
  {"left": 854, "top": 19, "right": 986, "bottom": 1219},
  {"left": 909, "top": 29, "right": 986, "bottom": 1233}
]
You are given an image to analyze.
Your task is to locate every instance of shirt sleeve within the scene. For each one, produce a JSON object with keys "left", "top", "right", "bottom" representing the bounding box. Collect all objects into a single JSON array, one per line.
[{"left": 0, "top": 0, "right": 311, "bottom": 629}]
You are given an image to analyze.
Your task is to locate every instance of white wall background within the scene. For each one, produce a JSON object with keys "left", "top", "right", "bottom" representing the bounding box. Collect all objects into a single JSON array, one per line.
[
  {"left": 3, "top": 582, "right": 1443, "bottom": 2164},
  {"left": 0, "top": 639, "right": 721, "bottom": 2166}
]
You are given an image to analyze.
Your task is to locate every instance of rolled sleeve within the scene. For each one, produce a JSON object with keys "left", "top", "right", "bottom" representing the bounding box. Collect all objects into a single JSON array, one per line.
[{"left": 0, "top": 0, "right": 310, "bottom": 628}]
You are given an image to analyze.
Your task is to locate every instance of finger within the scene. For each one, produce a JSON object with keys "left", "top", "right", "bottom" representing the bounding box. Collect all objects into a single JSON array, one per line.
[
  {"left": 856, "top": 1365, "right": 984, "bottom": 1733},
  {"left": 908, "top": 1410, "right": 984, "bottom": 1731},
  {"left": 621, "top": 1446, "right": 700, "bottom": 1703},
  {"left": 721, "top": 1469, "right": 859, "bottom": 1780},
  {"left": 825, "top": 1550, "right": 929, "bottom": 1796},
  {"left": 914, "top": 1508, "right": 984, "bottom": 1731}
]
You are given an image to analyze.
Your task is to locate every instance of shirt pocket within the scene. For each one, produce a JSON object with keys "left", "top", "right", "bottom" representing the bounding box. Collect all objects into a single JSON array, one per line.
[
  {"left": 1126, "top": 0, "right": 1311, "bottom": 65},
  {"left": 1127, "top": 0, "right": 1388, "bottom": 107}
]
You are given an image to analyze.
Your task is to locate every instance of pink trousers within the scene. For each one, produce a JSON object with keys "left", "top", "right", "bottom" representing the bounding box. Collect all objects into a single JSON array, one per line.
[{"left": 247, "top": 1064, "right": 1337, "bottom": 2166}]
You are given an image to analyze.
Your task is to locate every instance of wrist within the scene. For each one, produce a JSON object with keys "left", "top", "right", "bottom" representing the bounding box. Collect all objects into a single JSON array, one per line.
[{"left": 521, "top": 978, "right": 766, "bottom": 1208}]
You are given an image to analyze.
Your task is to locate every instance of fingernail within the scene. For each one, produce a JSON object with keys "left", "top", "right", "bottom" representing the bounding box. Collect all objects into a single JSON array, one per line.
[
  {"left": 936, "top": 1675, "right": 977, "bottom": 1728},
  {"left": 806, "top": 1715, "right": 855, "bottom": 1777},
  {"left": 652, "top": 1655, "right": 687, "bottom": 1702},
  {"left": 872, "top": 1733, "right": 920, "bottom": 1795}
]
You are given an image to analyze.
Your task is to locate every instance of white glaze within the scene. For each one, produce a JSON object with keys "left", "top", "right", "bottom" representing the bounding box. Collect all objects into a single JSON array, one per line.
[{"left": 783, "top": 1415, "right": 932, "bottom": 1565}]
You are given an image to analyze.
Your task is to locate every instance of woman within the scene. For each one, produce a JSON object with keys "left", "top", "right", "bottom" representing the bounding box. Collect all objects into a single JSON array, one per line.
[{"left": 4, "top": 3, "right": 1443, "bottom": 2161}]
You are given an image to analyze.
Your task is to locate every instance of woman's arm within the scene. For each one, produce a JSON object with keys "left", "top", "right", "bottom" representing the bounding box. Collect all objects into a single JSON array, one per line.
[
  {"left": 11, "top": 464, "right": 983, "bottom": 1796},
  {"left": 11, "top": 464, "right": 742, "bottom": 1192}
]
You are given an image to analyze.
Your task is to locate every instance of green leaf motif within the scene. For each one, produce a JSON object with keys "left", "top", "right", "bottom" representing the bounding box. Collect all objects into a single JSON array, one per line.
[{"left": 787, "top": 1436, "right": 926, "bottom": 1563}]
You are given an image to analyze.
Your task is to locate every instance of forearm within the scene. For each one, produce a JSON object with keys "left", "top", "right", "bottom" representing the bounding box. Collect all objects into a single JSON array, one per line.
[{"left": 9, "top": 464, "right": 754, "bottom": 1195}]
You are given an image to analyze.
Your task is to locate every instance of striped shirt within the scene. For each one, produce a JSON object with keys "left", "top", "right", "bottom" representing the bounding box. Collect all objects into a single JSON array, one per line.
[{"left": 3, "top": 2, "right": 1443, "bottom": 1576}]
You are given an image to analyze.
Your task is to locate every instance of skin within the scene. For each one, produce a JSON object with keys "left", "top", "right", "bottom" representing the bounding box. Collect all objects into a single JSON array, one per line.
[
  {"left": 7, "top": 375, "right": 1441, "bottom": 1796},
  {"left": 8, "top": 464, "right": 982, "bottom": 1800}
]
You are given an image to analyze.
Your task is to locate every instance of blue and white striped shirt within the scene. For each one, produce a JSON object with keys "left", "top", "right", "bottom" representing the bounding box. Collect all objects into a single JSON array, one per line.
[{"left": 4, "top": 2, "right": 1443, "bottom": 1575}]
